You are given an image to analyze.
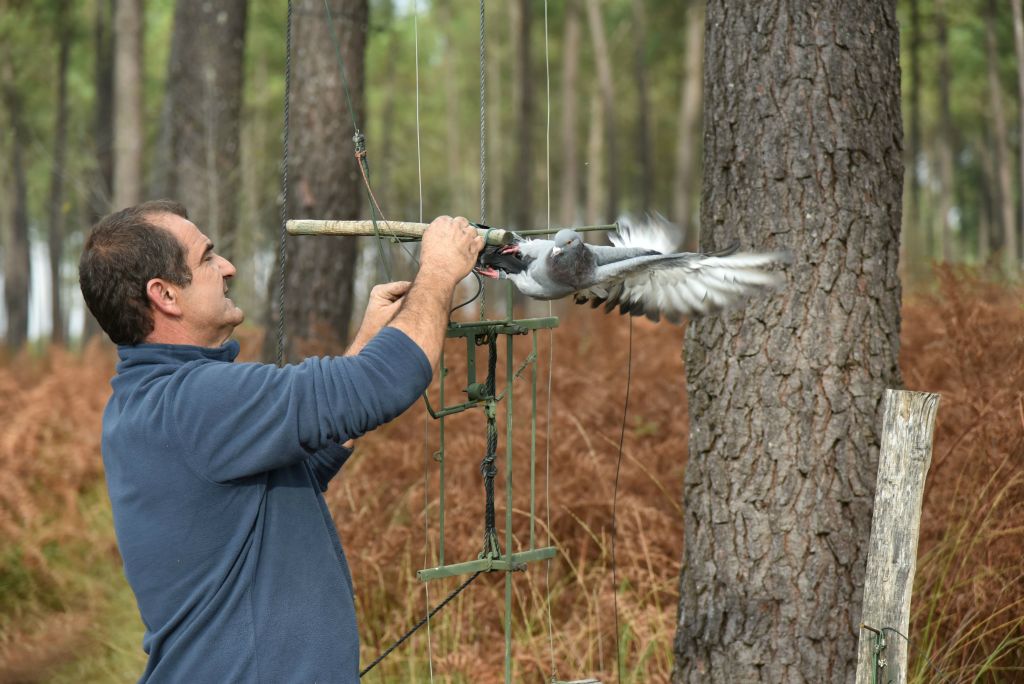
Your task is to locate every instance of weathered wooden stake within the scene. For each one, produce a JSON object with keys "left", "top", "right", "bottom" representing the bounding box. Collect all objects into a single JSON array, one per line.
[{"left": 855, "top": 389, "right": 940, "bottom": 684}]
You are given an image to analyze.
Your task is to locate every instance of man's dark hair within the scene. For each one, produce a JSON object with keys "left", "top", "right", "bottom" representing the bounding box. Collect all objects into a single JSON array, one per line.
[{"left": 79, "top": 200, "right": 193, "bottom": 345}]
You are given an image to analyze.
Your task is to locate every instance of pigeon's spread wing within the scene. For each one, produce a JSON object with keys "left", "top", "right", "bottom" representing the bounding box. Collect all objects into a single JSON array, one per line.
[{"left": 576, "top": 251, "right": 788, "bottom": 323}]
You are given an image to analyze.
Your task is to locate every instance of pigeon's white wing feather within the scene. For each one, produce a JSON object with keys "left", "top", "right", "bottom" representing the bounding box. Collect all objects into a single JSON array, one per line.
[{"left": 576, "top": 251, "right": 788, "bottom": 322}]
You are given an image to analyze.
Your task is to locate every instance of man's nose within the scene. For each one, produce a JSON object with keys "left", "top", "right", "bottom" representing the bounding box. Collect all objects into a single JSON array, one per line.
[{"left": 219, "top": 255, "right": 237, "bottom": 278}]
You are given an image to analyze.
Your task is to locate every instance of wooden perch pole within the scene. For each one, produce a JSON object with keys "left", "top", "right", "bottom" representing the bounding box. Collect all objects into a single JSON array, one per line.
[
  {"left": 286, "top": 219, "right": 514, "bottom": 245},
  {"left": 855, "top": 389, "right": 940, "bottom": 684}
]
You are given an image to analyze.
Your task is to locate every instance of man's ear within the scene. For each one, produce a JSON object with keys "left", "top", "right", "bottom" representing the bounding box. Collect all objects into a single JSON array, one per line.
[{"left": 146, "top": 278, "right": 182, "bottom": 317}]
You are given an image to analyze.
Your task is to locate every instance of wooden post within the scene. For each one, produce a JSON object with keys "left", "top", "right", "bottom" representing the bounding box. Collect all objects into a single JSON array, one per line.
[{"left": 855, "top": 389, "right": 940, "bottom": 684}]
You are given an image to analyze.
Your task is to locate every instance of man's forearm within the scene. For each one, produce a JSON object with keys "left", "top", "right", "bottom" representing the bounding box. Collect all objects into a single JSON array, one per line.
[{"left": 387, "top": 272, "right": 455, "bottom": 371}]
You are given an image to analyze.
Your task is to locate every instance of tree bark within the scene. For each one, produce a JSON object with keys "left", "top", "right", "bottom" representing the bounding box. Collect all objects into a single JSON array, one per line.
[
  {"left": 267, "top": 0, "right": 367, "bottom": 362},
  {"left": 935, "top": 0, "right": 956, "bottom": 263},
  {"left": 112, "top": 0, "right": 144, "bottom": 209},
  {"left": 674, "top": 2, "right": 904, "bottom": 682},
  {"left": 512, "top": 0, "right": 533, "bottom": 229},
  {"left": 985, "top": 0, "right": 1018, "bottom": 277},
  {"left": 1, "top": 56, "right": 31, "bottom": 352},
  {"left": 672, "top": 0, "right": 704, "bottom": 249},
  {"left": 584, "top": 0, "right": 618, "bottom": 221},
  {"left": 558, "top": 0, "right": 581, "bottom": 227},
  {"left": 163, "top": 0, "right": 248, "bottom": 258},
  {"left": 48, "top": 6, "right": 72, "bottom": 346},
  {"left": 632, "top": 0, "right": 653, "bottom": 213}
]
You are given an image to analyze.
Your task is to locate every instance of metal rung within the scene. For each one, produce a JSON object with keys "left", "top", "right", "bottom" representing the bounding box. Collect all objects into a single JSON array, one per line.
[{"left": 417, "top": 546, "right": 556, "bottom": 582}]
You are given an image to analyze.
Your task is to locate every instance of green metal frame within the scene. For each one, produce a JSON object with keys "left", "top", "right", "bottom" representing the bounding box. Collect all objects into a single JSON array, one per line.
[{"left": 418, "top": 284, "right": 559, "bottom": 683}]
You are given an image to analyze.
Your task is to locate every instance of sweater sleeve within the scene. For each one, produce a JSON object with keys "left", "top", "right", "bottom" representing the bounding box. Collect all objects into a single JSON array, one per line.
[{"left": 163, "top": 327, "right": 431, "bottom": 483}]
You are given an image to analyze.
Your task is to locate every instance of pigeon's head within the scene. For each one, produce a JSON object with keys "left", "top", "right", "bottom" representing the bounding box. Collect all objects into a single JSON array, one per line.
[{"left": 551, "top": 229, "right": 584, "bottom": 257}]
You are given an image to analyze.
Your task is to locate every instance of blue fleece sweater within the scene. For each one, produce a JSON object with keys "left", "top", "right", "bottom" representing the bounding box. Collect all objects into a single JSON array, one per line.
[{"left": 101, "top": 326, "right": 432, "bottom": 683}]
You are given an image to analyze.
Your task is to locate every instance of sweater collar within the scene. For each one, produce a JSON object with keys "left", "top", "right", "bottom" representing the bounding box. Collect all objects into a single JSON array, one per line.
[{"left": 116, "top": 339, "right": 241, "bottom": 368}]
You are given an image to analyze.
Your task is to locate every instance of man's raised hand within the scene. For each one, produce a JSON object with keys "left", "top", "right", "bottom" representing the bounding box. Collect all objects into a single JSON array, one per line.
[{"left": 420, "top": 216, "right": 485, "bottom": 287}]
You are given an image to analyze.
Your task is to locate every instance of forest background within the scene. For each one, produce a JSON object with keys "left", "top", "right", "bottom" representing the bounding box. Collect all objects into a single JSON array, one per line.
[{"left": 0, "top": 0, "right": 1023, "bottom": 682}]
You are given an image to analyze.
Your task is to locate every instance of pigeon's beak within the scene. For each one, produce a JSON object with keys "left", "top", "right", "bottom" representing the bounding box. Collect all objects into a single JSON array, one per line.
[{"left": 551, "top": 246, "right": 562, "bottom": 256}]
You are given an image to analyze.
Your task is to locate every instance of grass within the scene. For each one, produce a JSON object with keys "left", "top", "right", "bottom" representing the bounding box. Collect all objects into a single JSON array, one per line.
[{"left": 1, "top": 276, "right": 1023, "bottom": 682}]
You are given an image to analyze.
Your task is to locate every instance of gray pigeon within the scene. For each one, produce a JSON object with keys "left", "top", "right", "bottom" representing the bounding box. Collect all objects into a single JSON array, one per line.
[{"left": 475, "top": 217, "right": 789, "bottom": 323}]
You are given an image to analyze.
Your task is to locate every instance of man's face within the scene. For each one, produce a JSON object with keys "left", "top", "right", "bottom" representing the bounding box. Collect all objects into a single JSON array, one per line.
[{"left": 151, "top": 212, "right": 244, "bottom": 346}]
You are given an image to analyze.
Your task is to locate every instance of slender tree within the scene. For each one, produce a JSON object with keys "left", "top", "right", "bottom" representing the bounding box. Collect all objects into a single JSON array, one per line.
[
  {"left": 558, "top": 0, "right": 581, "bottom": 227},
  {"left": 1, "top": 54, "right": 31, "bottom": 351},
  {"left": 112, "top": 0, "right": 144, "bottom": 209},
  {"left": 584, "top": 0, "right": 618, "bottom": 221},
  {"left": 632, "top": 0, "right": 653, "bottom": 212},
  {"left": 935, "top": 0, "right": 956, "bottom": 262},
  {"left": 672, "top": 0, "right": 704, "bottom": 248},
  {"left": 47, "top": 3, "right": 72, "bottom": 345},
  {"left": 512, "top": 0, "right": 533, "bottom": 229},
  {"left": 675, "top": 2, "right": 903, "bottom": 681},
  {"left": 904, "top": 0, "right": 928, "bottom": 284},
  {"left": 985, "top": 0, "right": 1017, "bottom": 276},
  {"left": 1012, "top": 0, "right": 1024, "bottom": 267},
  {"left": 267, "top": 0, "right": 368, "bottom": 361},
  {"left": 162, "top": 0, "right": 248, "bottom": 258}
]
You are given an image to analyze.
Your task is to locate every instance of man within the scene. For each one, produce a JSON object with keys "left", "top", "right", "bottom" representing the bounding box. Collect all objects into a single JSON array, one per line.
[{"left": 78, "top": 200, "right": 483, "bottom": 682}]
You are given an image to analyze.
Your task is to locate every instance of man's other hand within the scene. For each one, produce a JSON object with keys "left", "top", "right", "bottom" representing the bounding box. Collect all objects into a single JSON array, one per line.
[
  {"left": 420, "top": 216, "right": 485, "bottom": 287},
  {"left": 347, "top": 281, "right": 411, "bottom": 355}
]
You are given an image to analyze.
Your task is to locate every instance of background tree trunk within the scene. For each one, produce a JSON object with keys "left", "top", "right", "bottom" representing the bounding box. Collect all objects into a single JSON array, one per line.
[
  {"left": 632, "top": 0, "right": 653, "bottom": 213},
  {"left": 48, "top": 6, "right": 72, "bottom": 346},
  {"left": 672, "top": 0, "right": 704, "bottom": 249},
  {"left": 984, "top": 0, "right": 1017, "bottom": 277},
  {"left": 904, "top": 0, "right": 928, "bottom": 284},
  {"left": 163, "top": 0, "right": 248, "bottom": 258},
  {"left": 112, "top": 0, "right": 144, "bottom": 209},
  {"left": 935, "top": 0, "right": 956, "bottom": 263},
  {"left": 270, "top": 0, "right": 367, "bottom": 361},
  {"left": 91, "top": 0, "right": 115, "bottom": 220},
  {"left": 558, "top": 0, "right": 581, "bottom": 227},
  {"left": 512, "top": 0, "right": 533, "bottom": 229},
  {"left": 674, "top": 2, "right": 904, "bottom": 682},
  {"left": 584, "top": 0, "right": 618, "bottom": 222},
  {"left": 1012, "top": 0, "right": 1024, "bottom": 267},
  {"left": 1, "top": 55, "right": 31, "bottom": 352}
]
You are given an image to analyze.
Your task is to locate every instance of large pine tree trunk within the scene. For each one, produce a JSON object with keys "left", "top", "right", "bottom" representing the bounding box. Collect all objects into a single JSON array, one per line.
[
  {"left": 674, "top": 3, "right": 903, "bottom": 682},
  {"left": 672, "top": 0, "right": 704, "bottom": 248},
  {"left": 270, "top": 0, "right": 367, "bottom": 361},
  {"left": 112, "top": 0, "right": 144, "bottom": 209},
  {"left": 163, "top": 0, "right": 248, "bottom": 258},
  {"left": 48, "top": 8, "right": 72, "bottom": 345}
]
